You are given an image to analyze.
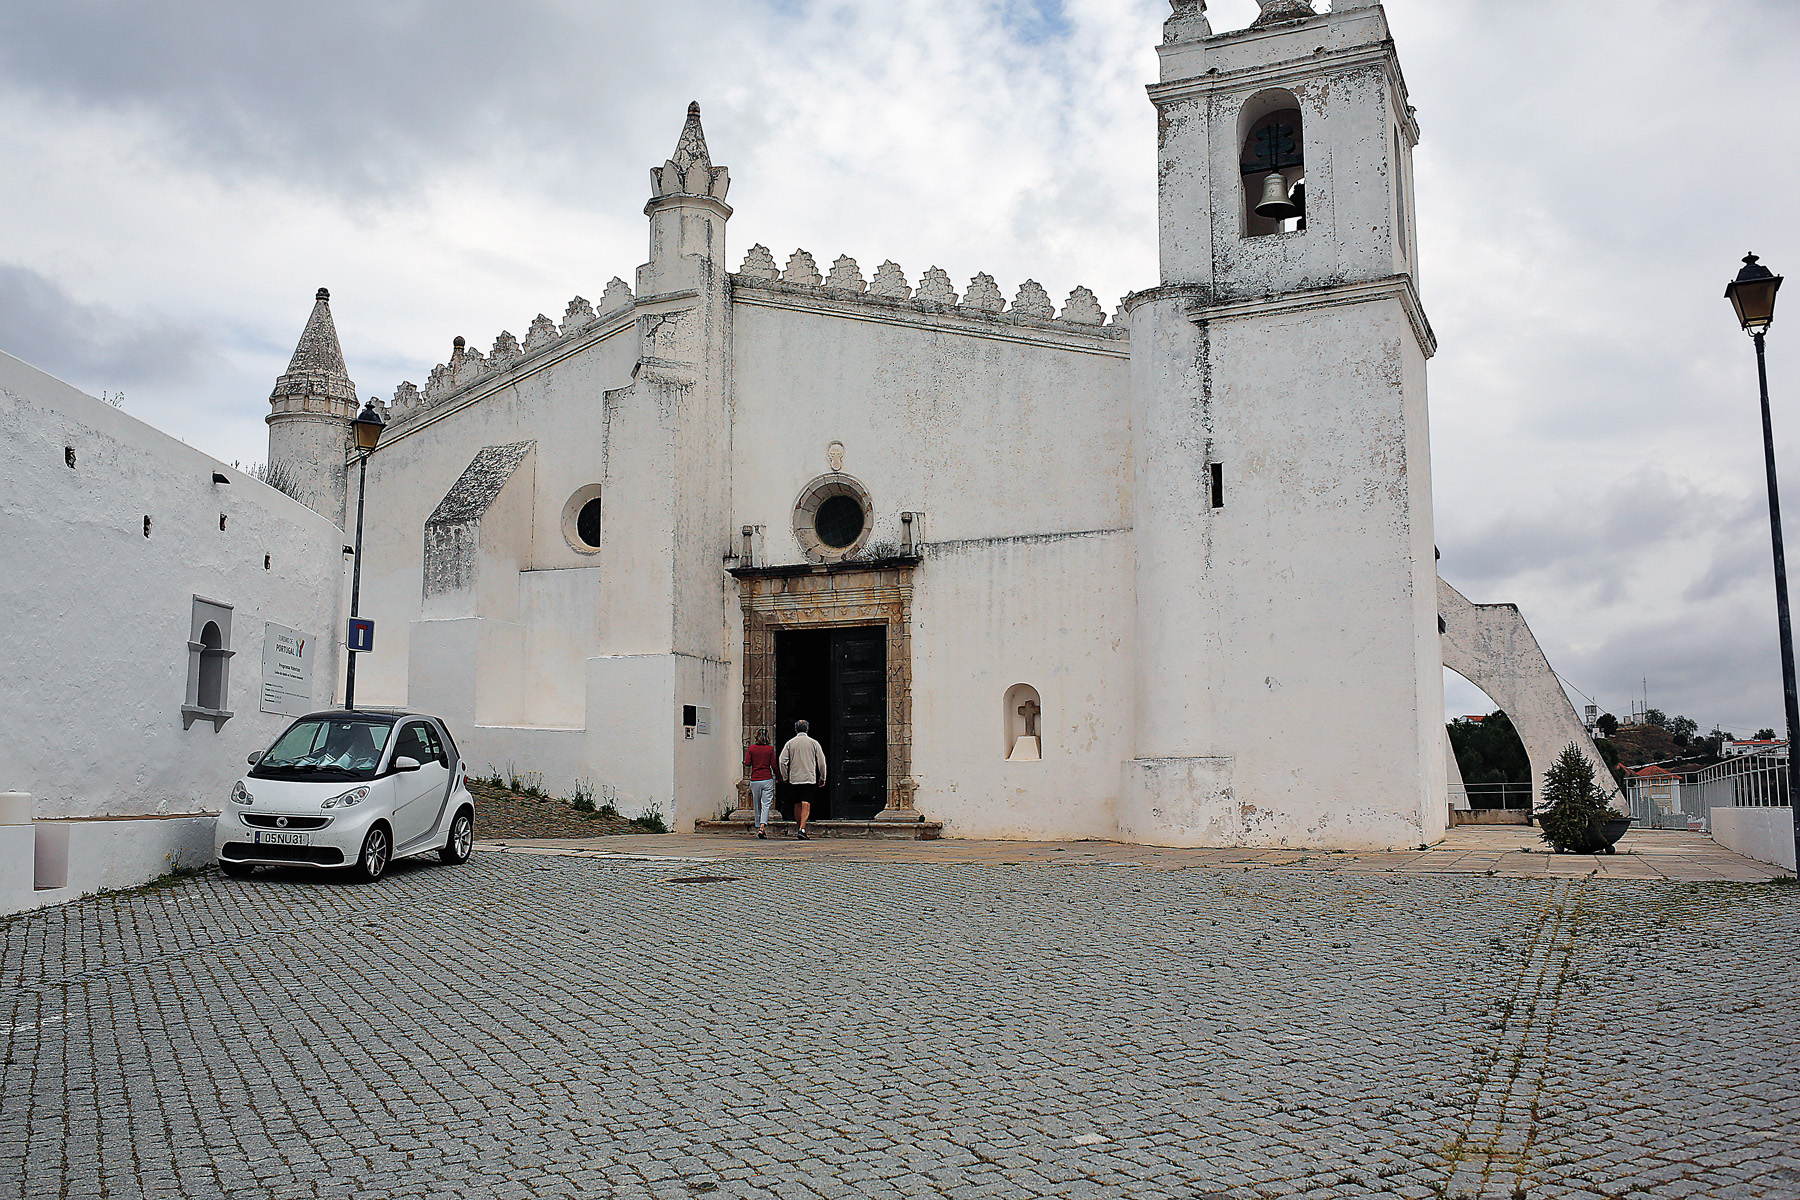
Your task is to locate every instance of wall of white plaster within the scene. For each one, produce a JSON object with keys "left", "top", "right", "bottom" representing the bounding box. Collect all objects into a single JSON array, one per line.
[
  {"left": 2, "top": 813, "right": 215, "bottom": 917},
  {"left": 728, "top": 290, "right": 1134, "bottom": 836},
  {"left": 729, "top": 292, "right": 1131, "bottom": 562},
  {"left": 1710, "top": 807, "right": 1797, "bottom": 872},
  {"left": 347, "top": 321, "right": 639, "bottom": 711},
  {"left": 909, "top": 533, "right": 1134, "bottom": 840},
  {"left": 1124, "top": 293, "right": 1444, "bottom": 849},
  {"left": 0, "top": 351, "right": 344, "bottom": 820}
]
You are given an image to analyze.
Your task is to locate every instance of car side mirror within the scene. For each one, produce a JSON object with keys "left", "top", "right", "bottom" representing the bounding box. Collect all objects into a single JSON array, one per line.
[
  {"left": 393, "top": 756, "right": 422, "bottom": 773},
  {"left": 246, "top": 751, "right": 263, "bottom": 765}
]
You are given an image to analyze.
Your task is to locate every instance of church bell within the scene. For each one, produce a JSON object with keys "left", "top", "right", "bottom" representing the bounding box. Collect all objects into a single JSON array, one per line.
[{"left": 1254, "top": 171, "right": 1301, "bottom": 221}]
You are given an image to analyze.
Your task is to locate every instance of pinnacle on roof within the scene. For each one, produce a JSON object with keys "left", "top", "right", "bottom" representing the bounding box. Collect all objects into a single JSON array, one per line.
[
  {"left": 671, "top": 101, "right": 711, "bottom": 172},
  {"left": 285, "top": 286, "right": 350, "bottom": 377},
  {"left": 650, "top": 101, "right": 731, "bottom": 203}
]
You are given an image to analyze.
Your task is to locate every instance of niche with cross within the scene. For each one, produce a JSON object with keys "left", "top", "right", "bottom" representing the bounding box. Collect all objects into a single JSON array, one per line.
[{"left": 1004, "top": 683, "right": 1043, "bottom": 762}]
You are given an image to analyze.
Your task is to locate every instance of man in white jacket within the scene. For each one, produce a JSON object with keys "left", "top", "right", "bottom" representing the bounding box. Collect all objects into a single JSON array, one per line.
[{"left": 777, "top": 719, "right": 828, "bottom": 840}]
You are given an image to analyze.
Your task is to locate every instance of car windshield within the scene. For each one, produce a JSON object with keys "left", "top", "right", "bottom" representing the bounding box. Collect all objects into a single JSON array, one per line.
[{"left": 251, "top": 718, "right": 395, "bottom": 781}]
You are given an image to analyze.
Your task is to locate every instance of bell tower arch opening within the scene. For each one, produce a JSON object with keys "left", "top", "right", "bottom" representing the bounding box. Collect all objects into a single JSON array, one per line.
[{"left": 1238, "top": 90, "right": 1305, "bottom": 237}]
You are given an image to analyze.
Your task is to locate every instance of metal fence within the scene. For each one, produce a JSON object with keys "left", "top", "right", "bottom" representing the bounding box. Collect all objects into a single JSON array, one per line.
[
  {"left": 1696, "top": 753, "right": 1790, "bottom": 808},
  {"left": 1450, "top": 782, "right": 1532, "bottom": 811},
  {"left": 1624, "top": 754, "right": 1791, "bottom": 831}
]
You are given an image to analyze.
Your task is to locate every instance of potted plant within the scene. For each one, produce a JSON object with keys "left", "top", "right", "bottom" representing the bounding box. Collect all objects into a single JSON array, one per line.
[{"left": 1537, "top": 743, "right": 1630, "bottom": 854}]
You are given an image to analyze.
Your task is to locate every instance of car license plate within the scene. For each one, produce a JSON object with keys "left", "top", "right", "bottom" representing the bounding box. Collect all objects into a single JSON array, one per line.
[{"left": 254, "top": 830, "right": 312, "bottom": 846}]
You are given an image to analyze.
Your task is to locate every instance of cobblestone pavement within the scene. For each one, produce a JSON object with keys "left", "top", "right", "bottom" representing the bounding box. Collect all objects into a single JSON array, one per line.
[{"left": 2, "top": 854, "right": 1796, "bottom": 1199}]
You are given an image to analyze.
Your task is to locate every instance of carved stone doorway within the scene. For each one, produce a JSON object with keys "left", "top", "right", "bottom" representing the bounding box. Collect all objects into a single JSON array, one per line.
[
  {"left": 775, "top": 626, "right": 886, "bottom": 820},
  {"left": 733, "top": 559, "right": 920, "bottom": 822}
]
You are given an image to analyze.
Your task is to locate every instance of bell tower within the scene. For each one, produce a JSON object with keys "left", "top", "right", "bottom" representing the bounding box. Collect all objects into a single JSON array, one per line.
[{"left": 1122, "top": 0, "right": 1445, "bottom": 849}]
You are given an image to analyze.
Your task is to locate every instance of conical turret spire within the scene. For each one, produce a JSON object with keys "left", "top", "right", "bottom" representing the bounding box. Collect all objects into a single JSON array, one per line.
[
  {"left": 265, "top": 286, "right": 359, "bottom": 518},
  {"left": 671, "top": 101, "right": 712, "bottom": 173},
  {"left": 649, "top": 101, "right": 731, "bottom": 203},
  {"left": 285, "top": 286, "right": 350, "bottom": 376}
]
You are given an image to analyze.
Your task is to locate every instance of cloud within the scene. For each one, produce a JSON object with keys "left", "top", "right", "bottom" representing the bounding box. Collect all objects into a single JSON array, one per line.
[
  {"left": 0, "top": 263, "right": 211, "bottom": 391},
  {"left": 0, "top": 0, "right": 1797, "bottom": 732}
]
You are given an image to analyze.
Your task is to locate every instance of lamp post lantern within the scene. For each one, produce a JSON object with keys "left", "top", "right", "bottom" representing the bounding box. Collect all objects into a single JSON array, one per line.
[
  {"left": 1724, "top": 253, "right": 1799, "bottom": 867},
  {"left": 344, "top": 399, "right": 385, "bottom": 711}
]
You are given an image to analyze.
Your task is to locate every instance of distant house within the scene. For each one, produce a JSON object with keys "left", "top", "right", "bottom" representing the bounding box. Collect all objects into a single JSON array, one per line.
[
  {"left": 1625, "top": 764, "right": 1682, "bottom": 810},
  {"left": 1722, "top": 739, "right": 1789, "bottom": 759}
]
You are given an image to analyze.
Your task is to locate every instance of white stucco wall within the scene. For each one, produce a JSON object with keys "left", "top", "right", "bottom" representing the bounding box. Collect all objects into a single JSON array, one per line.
[
  {"left": 0, "top": 350, "right": 344, "bottom": 822},
  {"left": 729, "top": 286, "right": 1135, "bottom": 836},
  {"left": 1710, "top": 807, "right": 1797, "bottom": 872}
]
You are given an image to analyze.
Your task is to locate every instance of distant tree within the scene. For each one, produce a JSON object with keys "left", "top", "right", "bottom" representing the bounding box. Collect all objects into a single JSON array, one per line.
[
  {"left": 1756, "top": 728, "right": 1778, "bottom": 741},
  {"left": 1643, "top": 708, "right": 1669, "bottom": 729},
  {"left": 1538, "top": 743, "right": 1609, "bottom": 852},
  {"left": 1668, "top": 715, "right": 1698, "bottom": 746},
  {"left": 1591, "top": 737, "right": 1628, "bottom": 791},
  {"left": 1596, "top": 712, "right": 1618, "bottom": 738},
  {"left": 1447, "top": 710, "right": 1531, "bottom": 799}
]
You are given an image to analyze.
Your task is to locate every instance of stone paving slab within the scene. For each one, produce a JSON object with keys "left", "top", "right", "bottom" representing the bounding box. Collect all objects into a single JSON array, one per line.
[
  {"left": 479, "top": 825, "right": 1785, "bottom": 883},
  {"left": 2, "top": 848, "right": 1796, "bottom": 1199}
]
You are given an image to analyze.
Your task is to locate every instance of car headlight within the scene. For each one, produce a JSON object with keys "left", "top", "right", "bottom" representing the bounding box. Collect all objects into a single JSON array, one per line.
[
  {"left": 321, "top": 787, "right": 370, "bottom": 810},
  {"left": 229, "top": 782, "right": 254, "bottom": 806}
]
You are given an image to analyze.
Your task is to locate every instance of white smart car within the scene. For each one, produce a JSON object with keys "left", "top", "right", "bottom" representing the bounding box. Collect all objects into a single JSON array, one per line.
[{"left": 216, "top": 710, "right": 476, "bottom": 883}]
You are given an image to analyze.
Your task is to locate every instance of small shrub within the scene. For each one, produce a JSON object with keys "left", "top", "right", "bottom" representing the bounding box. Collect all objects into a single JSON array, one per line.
[
  {"left": 521, "top": 771, "right": 544, "bottom": 798},
  {"left": 504, "top": 761, "right": 523, "bottom": 793},
  {"left": 1537, "top": 743, "right": 1610, "bottom": 852},
  {"left": 632, "top": 803, "right": 669, "bottom": 834},
  {"left": 253, "top": 457, "right": 305, "bottom": 502},
  {"left": 570, "top": 778, "right": 596, "bottom": 813},
  {"left": 477, "top": 765, "right": 505, "bottom": 788},
  {"left": 598, "top": 802, "right": 619, "bottom": 819}
]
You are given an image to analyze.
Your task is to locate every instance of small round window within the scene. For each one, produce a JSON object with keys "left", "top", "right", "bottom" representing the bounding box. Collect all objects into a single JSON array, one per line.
[
  {"left": 576, "top": 498, "right": 603, "bottom": 548},
  {"left": 560, "top": 484, "right": 606, "bottom": 555},
  {"left": 792, "top": 473, "right": 874, "bottom": 563},
  {"left": 814, "top": 495, "right": 865, "bottom": 549}
]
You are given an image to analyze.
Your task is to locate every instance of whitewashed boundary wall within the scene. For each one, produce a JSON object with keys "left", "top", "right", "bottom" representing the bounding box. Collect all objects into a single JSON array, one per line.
[{"left": 0, "top": 350, "right": 343, "bottom": 903}]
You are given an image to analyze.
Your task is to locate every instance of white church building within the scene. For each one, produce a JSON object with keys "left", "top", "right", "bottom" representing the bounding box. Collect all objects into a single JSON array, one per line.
[
  {"left": 1, "top": 1, "right": 1621, "bottom": 902},
  {"left": 269, "top": 0, "right": 1588, "bottom": 847}
]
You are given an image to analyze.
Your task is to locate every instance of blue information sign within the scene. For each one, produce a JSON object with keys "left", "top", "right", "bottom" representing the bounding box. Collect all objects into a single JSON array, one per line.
[{"left": 347, "top": 618, "right": 375, "bottom": 653}]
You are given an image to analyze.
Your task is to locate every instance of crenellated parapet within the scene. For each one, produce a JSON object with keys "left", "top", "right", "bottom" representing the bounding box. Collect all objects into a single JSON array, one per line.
[
  {"left": 384, "top": 278, "right": 639, "bottom": 429},
  {"left": 730, "top": 245, "right": 1127, "bottom": 333}
]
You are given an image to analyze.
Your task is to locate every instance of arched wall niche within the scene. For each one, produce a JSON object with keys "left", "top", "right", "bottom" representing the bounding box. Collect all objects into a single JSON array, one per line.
[
  {"left": 1004, "top": 683, "right": 1042, "bottom": 761},
  {"left": 1237, "top": 88, "right": 1306, "bottom": 238},
  {"left": 197, "top": 621, "right": 226, "bottom": 711}
]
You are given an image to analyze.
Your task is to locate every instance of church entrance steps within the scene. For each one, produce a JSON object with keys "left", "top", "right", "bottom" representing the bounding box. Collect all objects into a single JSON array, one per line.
[{"left": 693, "top": 818, "right": 943, "bottom": 841}]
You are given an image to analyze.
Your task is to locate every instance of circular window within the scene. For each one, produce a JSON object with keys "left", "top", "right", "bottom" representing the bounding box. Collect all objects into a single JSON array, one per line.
[
  {"left": 576, "top": 498, "right": 603, "bottom": 548},
  {"left": 560, "top": 485, "right": 606, "bottom": 555},
  {"left": 814, "top": 495, "right": 864, "bottom": 549},
  {"left": 792, "top": 473, "right": 874, "bottom": 563}
]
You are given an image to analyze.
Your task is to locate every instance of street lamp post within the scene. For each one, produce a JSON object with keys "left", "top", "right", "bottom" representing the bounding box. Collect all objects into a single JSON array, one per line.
[
  {"left": 344, "top": 399, "right": 386, "bottom": 711},
  {"left": 1724, "top": 253, "right": 1800, "bottom": 868}
]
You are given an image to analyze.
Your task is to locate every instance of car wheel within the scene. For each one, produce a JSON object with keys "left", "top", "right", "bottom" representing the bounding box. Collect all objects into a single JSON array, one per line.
[
  {"left": 439, "top": 808, "right": 474, "bottom": 865},
  {"left": 219, "top": 860, "right": 255, "bottom": 879},
  {"left": 352, "top": 825, "right": 391, "bottom": 883}
]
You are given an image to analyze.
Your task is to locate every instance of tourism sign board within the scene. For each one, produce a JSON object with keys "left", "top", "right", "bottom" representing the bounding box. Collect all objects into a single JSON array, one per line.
[{"left": 259, "top": 622, "right": 315, "bottom": 717}]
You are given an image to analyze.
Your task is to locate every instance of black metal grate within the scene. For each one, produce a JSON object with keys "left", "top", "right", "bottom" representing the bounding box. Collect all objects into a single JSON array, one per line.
[
  {"left": 814, "top": 495, "right": 865, "bottom": 549},
  {"left": 220, "top": 842, "right": 346, "bottom": 866},
  {"left": 241, "top": 814, "right": 329, "bottom": 830}
]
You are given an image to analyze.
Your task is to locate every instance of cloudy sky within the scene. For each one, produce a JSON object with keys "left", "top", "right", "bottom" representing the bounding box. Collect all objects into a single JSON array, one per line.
[{"left": 3, "top": 0, "right": 1798, "bottom": 735}]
